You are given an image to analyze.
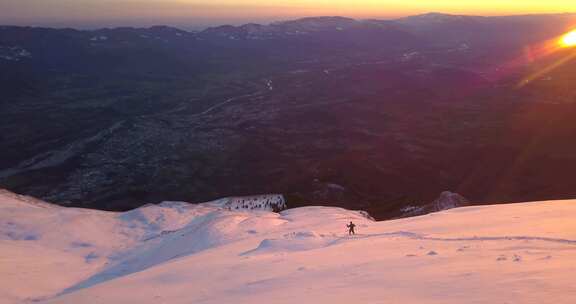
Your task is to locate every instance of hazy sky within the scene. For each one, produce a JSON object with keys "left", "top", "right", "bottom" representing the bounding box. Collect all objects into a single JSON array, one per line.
[{"left": 2, "top": 0, "right": 576, "bottom": 29}]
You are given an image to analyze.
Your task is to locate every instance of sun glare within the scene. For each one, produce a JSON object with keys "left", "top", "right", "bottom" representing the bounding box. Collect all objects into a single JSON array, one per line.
[{"left": 560, "top": 30, "right": 576, "bottom": 48}]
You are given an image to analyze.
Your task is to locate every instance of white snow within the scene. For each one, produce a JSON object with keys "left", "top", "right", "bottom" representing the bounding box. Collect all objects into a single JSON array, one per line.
[
  {"left": 265, "top": 79, "right": 274, "bottom": 91},
  {"left": 0, "top": 46, "right": 32, "bottom": 61},
  {"left": 1, "top": 189, "right": 576, "bottom": 303},
  {"left": 89, "top": 36, "right": 108, "bottom": 42},
  {"left": 400, "top": 51, "right": 420, "bottom": 62}
]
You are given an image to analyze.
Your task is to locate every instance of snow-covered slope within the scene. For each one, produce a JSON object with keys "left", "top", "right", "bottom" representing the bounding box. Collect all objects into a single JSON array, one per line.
[{"left": 1, "top": 189, "right": 576, "bottom": 303}]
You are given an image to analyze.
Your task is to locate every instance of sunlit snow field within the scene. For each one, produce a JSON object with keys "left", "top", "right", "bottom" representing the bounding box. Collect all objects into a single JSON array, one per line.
[{"left": 1, "top": 189, "right": 576, "bottom": 303}]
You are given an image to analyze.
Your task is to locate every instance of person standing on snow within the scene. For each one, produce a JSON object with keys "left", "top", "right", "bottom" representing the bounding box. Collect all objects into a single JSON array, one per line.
[{"left": 347, "top": 221, "right": 356, "bottom": 235}]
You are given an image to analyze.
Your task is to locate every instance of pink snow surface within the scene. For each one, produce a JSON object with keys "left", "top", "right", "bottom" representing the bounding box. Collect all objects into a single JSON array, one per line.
[{"left": 1, "top": 190, "right": 576, "bottom": 303}]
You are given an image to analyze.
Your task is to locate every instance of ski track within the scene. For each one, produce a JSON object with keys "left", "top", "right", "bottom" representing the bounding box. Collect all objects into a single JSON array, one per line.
[{"left": 333, "top": 231, "right": 576, "bottom": 246}]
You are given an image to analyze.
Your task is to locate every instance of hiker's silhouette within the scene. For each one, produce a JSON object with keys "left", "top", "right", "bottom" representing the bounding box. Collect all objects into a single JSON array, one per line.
[{"left": 347, "top": 221, "right": 356, "bottom": 235}]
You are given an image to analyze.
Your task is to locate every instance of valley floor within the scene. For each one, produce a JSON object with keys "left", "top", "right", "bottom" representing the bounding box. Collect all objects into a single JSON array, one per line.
[{"left": 1, "top": 189, "right": 576, "bottom": 303}]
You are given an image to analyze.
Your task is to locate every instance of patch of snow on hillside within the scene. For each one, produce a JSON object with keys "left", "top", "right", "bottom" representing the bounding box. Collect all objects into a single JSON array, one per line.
[
  {"left": 89, "top": 36, "right": 108, "bottom": 41},
  {"left": 0, "top": 46, "right": 31, "bottom": 61}
]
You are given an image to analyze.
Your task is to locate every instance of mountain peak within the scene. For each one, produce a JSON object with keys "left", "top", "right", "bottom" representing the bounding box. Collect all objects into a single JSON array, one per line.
[
  {"left": 273, "top": 16, "right": 358, "bottom": 27},
  {"left": 431, "top": 191, "right": 469, "bottom": 212},
  {"left": 399, "top": 12, "right": 486, "bottom": 24}
]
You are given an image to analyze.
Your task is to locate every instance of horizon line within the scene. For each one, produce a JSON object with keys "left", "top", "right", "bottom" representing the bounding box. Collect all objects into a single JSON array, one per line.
[{"left": 2, "top": 11, "right": 576, "bottom": 31}]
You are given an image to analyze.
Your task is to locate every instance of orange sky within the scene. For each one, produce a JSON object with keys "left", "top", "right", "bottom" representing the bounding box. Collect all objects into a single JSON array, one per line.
[
  {"left": 1, "top": 0, "right": 576, "bottom": 28},
  {"left": 192, "top": 0, "right": 576, "bottom": 16}
]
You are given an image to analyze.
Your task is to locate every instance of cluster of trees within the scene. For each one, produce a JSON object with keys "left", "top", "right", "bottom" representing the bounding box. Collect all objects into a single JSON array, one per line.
[{"left": 230, "top": 196, "right": 285, "bottom": 212}]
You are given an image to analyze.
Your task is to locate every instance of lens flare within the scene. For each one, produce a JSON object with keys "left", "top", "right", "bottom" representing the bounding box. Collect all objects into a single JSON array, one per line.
[{"left": 560, "top": 30, "right": 576, "bottom": 47}]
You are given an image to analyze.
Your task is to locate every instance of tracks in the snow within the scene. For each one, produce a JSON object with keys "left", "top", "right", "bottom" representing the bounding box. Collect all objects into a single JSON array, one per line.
[{"left": 335, "top": 231, "right": 576, "bottom": 246}]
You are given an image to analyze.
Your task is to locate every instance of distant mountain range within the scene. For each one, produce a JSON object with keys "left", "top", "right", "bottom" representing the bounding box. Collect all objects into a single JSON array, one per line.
[{"left": 1, "top": 13, "right": 576, "bottom": 219}]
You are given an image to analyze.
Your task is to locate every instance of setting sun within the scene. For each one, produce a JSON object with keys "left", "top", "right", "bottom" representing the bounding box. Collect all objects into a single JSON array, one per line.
[{"left": 560, "top": 29, "right": 576, "bottom": 47}]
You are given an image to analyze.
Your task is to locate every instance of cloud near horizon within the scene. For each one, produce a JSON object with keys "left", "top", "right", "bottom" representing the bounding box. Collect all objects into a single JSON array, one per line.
[{"left": 1, "top": 0, "right": 576, "bottom": 28}]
